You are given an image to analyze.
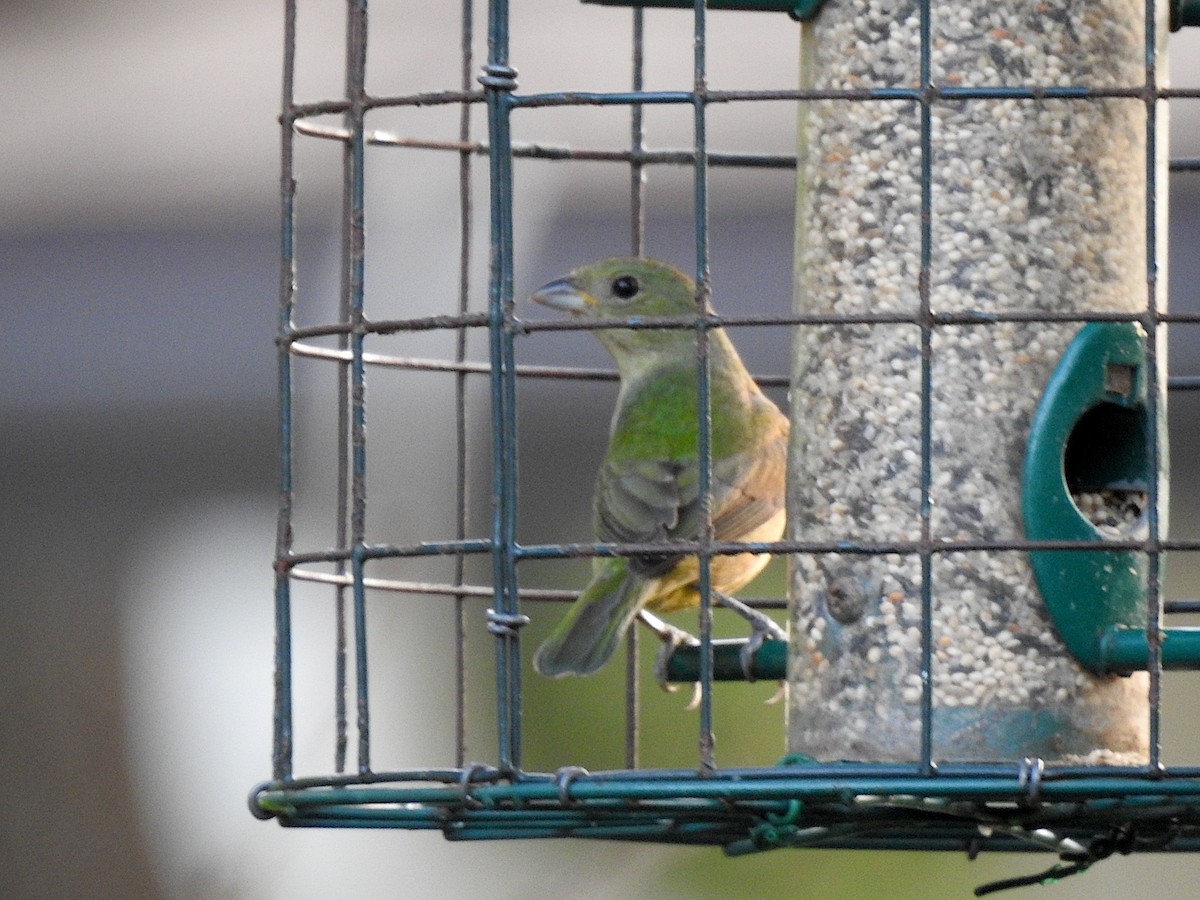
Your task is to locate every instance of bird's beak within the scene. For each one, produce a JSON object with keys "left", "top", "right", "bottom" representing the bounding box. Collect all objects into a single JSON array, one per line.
[{"left": 530, "top": 277, "right": 595, "bottom": 314}]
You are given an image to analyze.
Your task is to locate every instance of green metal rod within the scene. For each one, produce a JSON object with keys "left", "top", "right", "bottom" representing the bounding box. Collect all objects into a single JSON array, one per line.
[
  {"left": 1099, "top": 626, "right": 1200, "bottom": 674},
  {"left": 251, "top": 765, "right": 1200, "bottom": 817},
  {"left": 661, "top": 627, "right": 1200, "bottom": 680},
  {"left": 664, "top": 637, "right": 786, "bottom": 681}
]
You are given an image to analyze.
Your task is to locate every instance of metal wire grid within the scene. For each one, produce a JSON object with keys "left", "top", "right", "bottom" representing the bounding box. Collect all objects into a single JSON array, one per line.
[{"left": 256, "top": 0, "right": 1200, "bottom": 860}]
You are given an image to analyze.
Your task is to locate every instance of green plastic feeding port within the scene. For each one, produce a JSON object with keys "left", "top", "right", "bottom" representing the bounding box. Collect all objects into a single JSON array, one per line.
[
  {"left": 1173, "top": 0, "right": 1200, "bottom": 30},
  {"left": 581, "top": 0, "right": 829, "bottom": 21},
  {"left": 1022, "top": 322, "right": 1200, "bottom": 674}
]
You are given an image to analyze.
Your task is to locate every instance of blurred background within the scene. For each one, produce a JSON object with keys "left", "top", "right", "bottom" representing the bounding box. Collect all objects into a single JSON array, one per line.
[{"left": 5, "top": 2, "right": 1200, "bottom": 897}]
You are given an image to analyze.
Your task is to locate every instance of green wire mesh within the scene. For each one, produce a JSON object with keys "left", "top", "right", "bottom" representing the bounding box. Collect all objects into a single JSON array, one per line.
[{"left": 256, "top": 0, "right": 1200, "bottom": 888}]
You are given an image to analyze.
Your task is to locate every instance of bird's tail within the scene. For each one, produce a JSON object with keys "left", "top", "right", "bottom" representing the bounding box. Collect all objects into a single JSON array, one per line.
[{"left": 533, "top": 559, "right": 647, "bottom": 677}]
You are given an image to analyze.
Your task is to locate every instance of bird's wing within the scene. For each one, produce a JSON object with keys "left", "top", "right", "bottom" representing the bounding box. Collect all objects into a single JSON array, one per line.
[
  {"left": 594, "top": 456, "right": 690, "bottom": 579},
  {"left": 709, "top": 416, "right": 788, "bottom": 544},
  {"left": 595, "top": 413, "right": 787, "bottom": 572}
]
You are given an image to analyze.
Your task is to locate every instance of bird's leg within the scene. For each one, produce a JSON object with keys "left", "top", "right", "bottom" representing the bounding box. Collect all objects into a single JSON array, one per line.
[
  {"left": 712, "top": 592, "right": 786, "bottom": 683},
  {"left": 637, "top": 609, "right": 700, "bottom": 698}
]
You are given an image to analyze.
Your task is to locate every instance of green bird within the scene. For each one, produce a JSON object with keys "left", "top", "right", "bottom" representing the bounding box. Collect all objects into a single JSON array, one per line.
[{"left": 530, "top": 257, "right": 788, "bottom": 678}]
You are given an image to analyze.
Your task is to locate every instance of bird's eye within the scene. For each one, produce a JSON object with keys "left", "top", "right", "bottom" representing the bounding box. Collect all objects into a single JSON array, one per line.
[{"left": 611, "top": 275, "right": 640, "bottom": 299}]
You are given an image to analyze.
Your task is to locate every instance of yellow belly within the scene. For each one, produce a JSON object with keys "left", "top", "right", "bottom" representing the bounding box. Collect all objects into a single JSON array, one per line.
[{"left": 641, "top": 508, "right": 785, "bottom": 614}]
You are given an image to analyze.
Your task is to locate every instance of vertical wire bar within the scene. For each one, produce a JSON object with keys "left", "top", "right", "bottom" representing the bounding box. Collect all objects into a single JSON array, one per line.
[
  {"left": 917, "top": 0, "right": 936, "bottom": 774},
  {"left": 334, "top": 0, "right": 366, "bottom": 776},
  {"left": 630, "top": 9, "right": 647, "bottom": 259},
  {"left": 344, "top": 0, "right": 371, "bottom": 776},
  {"left": 624, "top": 6, "right": 646, "bottom": 772},
  {"left": 691, "top": 0, "right": 716, "bottom": 773},
  {"left": 500, "top": 177, "right": 523, "bottom": 771},
  {"left": 334, "top": 534, "right": 349, "bottom": 773},
  {"left": 485, "top": 0, "right": 523, "bottom": 773},
  {"left": 1142, "top": 0, "right": 1165, "bottom": 772},
  {"left": 334, "top": 108, "right": 352, "bottom": 776},
  {"left": 273, "top": 0, "right": 299, "bottom": 784},
  {"left": 454, "top": 0, "right": 476, "bottom": 772}
]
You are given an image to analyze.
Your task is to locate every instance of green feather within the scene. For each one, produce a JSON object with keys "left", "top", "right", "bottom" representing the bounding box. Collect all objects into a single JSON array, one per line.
[{"left": 532, "top": 558, "right": 647, "bottom": 677}]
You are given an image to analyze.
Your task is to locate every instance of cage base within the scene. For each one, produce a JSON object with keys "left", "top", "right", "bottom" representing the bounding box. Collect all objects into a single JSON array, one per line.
[{"left": 251, "top": 761, "right": 1200, "bottom": 855}]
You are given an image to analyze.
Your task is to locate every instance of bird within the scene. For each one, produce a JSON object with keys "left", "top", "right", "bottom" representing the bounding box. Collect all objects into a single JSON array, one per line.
[{"left": 529, "top": 257, "right": 789, "bottom": 680}]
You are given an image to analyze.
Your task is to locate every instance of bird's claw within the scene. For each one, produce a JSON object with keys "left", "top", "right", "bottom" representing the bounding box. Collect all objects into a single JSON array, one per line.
[
  {"left": 739, "top": 626, "right": 768, "bottom": 683},
  {"left": 653, "top": 628, "right": 700, "bottom": 695},
  {"left": 639, "top": 610, "right": 700, "bottom": 695},
  {"left": 714, "top": 591, "right": 785, "bottom": 683},
  {"left": 739, "top": 628, "right": 787, "bottom": 703}
]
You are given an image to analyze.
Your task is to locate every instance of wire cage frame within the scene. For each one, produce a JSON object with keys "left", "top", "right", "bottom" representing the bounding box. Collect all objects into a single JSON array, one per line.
[{"left": 254, "top": 0, "right": 1200, "bottom": 885}]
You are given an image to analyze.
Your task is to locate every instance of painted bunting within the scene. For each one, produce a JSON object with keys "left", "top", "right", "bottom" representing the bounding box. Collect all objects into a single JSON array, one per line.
[{"left": 530, "top": 258, "right": 788, "bottom": 678}]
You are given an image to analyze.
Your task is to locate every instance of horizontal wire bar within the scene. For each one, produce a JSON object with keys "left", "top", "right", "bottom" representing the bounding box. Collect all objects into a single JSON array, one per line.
[
  {"left": 293, "top": 121, "right": 1200, "bottom": 174},
  {"left": 717, "top": 85, "right": 1200, "bottom": 102},
  {"left": 294, "top": 312, "right": 492, "bottom": 341},
  {"left": 280, "top": 535, "right": 1200, "bottom": 571},
  {"left": 289, "top": 563, "right": 1200, "bottom": 615},
  {"left": 283, "top": 309, "right": 1200, "bottom": 344},
  {"left": 258, "top": 769, "right": 1200, "bottom": 805},
  {"left": 511, "top": 89, "right": 694, "bottom": 107},
  {"left": 519, "top": 309, "right": 1200, "bottom": 329},
  {"left": 286, "top": 84, "right": 1200, "bottom": 121},
  {"left": 294, "top": 121, "right": 794, "bottom": 168},
  {"left": 284, "top": 540, "right": 493, "bottom": 566},
  {"left": 258, "top": 758, "right": 1200, "bottom": 793},
  {"left": 289, "top": 342, "right": 1200, "bottom": 393},
  {"left": 514, "top": 537, "right": 1200, "bottom": 558},
  {"left": 288, "top": 90, "right": 484, "bottom": 118},
  {"left": 290, "top": 566, "right": 575, "bottom": 601},
  {"left": 290, "top": 339, "right": 1200, "bottom": 397},
  {"left": 290, "top": 341, "right": 788, "bottom": 386},
  {"left": 289, "top": 565, "right": 787, "bottom": 608},
  {"left": 507, "top": 85, "right": 1188, "bottom": 109},
  {"left": 365, "top": 90, "right": 483, "bottom": 109},
  {"left": 290, "top": 341, "right": 618, "bottom": 380}
]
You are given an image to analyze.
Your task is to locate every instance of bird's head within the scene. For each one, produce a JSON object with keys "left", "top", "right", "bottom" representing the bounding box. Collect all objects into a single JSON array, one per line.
[{"left": 530, "top": 257, "right": 701, "bottom": 365}]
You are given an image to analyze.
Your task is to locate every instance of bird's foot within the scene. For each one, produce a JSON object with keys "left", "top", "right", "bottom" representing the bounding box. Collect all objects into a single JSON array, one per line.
[
  {"left": 712, "top": 592, "right": 786, "bottom": 684},
  {"left": 638, "top": 609, "right": 700, "bottom": 696},
  {"left": 739, "top": 623, "right": 787, "bottom": 704}
]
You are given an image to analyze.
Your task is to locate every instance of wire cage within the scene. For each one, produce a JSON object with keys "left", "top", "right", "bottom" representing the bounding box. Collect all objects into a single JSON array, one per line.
[{"left": 254, "top": 0, "right": 1200, "bottom": 888}]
